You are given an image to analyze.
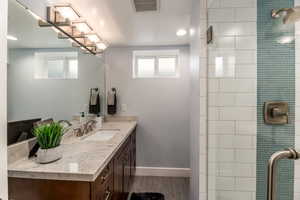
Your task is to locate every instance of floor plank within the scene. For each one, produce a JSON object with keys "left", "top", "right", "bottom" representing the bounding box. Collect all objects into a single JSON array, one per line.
[{"left": 130, "top": 176, "right": 189, "bottom": 200}]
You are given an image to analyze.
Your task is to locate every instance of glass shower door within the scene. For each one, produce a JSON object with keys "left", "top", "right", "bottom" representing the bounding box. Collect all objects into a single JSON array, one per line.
[{"left": 206, "top": 1, "right": 299, "bottom": 200}]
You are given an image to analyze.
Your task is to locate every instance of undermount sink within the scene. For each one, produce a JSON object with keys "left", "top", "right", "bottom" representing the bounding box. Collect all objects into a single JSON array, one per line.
[{"left": 83, "top": 130, "right": 120, "bottom": 142}]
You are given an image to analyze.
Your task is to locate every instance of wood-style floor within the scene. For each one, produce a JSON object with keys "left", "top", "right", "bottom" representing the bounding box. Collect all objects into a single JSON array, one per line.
[{"left": 130, "top": 176, "right": 190, "bottom": 200}]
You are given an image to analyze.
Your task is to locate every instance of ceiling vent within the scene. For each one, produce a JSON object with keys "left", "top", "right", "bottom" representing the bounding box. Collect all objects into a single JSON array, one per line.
[{"left": 133, "top": 0, "right": 159, "bottom": 12}]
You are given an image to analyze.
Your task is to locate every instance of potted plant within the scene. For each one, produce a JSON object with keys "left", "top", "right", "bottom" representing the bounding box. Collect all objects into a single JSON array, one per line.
[{"left": 33, "top": 122, "right": 64, "bottom": 164}]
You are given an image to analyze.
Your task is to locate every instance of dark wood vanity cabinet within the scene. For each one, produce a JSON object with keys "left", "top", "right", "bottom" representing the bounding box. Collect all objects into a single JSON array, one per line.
[
  {"left": 113, "top": 129, "right": 136, "bottom": 200},
  {"left": 8, "top": 129, "right": 136, "bottom": 200}
]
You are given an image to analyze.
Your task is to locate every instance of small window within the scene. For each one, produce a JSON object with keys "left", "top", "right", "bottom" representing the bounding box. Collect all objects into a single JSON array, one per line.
[
  {"left": 137, "top": 57, "right": 155, "bottom": 77},
  {"left": 34, "top": 52, "right": 78, "bottom": 79},
  {"left": 133, "top": 50, "right": 179, "bottom": 78}
]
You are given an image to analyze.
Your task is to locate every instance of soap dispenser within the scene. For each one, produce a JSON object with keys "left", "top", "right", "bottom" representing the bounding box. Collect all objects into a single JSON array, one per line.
[{"left": 80, "top": 112, "right": 85, "bottom": 123}]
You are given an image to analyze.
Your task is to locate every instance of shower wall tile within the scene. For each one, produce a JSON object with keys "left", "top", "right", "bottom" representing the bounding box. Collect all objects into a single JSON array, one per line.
[
  {"left": 235, "top": 8, "right": 257, "bottom": 21},
  {"left": 219, "top": 0, "right": 256, "bottom": 8},
  {"left": 207, "top": 0, "right": 257, "bottom": 200},
  {"left": 295, "top": 0, "right": 300, "bottom": 196},
  {"left": 236, "top": 36, "right": 257, "bottom": 49},
  {"left": 208, "top": 8, "right": 235, "bottom": 22},
  {"left": 236, "top": 121, "right": 256, "bottom": 135},
  {"left": 257, "top": 1, "right": 295, "bottom": 200}
]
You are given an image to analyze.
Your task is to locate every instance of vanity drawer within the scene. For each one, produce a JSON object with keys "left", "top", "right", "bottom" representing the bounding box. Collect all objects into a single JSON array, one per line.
[
  {"left": 92, "top": 161, "right": 113, "bottom": 200},
  {"left": 96, "top": 177, "right": 113, "bottom": 200},
  {"left": 99, "top": 161, "right": 113, "bottom": 184}
]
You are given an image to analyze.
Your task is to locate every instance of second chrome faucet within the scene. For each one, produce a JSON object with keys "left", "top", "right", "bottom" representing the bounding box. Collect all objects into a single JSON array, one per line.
[{"left": 73, "top": 119, "right": 97, "bottom": 137}]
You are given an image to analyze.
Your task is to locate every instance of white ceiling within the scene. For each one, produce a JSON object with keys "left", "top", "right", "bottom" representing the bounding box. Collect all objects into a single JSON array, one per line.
[
  {"left": 8, "top": 0, "right": 71, "bottom": 49},
  {"left": 49, "top": 0, "right": 191, "bottom": 46}
]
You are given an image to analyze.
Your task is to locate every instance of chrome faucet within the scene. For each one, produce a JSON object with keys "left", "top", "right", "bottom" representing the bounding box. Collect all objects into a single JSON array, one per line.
[
  {"left": 73, "top": 119, "right": 97, "bottom": 137},
  {"left": 85, "top": 119, "right": 97, "bottom": 132}
]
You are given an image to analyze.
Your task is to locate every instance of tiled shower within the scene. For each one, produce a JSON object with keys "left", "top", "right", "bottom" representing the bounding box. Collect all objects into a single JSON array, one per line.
[{"left": 195, "top": 0, "right": 300, "bottom": 199}]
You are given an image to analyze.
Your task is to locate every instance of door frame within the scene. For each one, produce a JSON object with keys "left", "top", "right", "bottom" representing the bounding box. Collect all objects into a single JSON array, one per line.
[{"left": 0, "top": 0, "right": 8, "bottom": 199}]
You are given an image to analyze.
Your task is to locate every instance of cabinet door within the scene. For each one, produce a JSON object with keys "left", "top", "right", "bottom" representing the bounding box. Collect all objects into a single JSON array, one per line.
[
  {"left": 130, "top": 130, "right": 136, "bottom": 180},
  {"left": 92, "top": 161, "right": 113, "bottom": 200},
  {"left": 123, "top": 145, "right": 131, "bottom": 197},
  {"left": 113, "top": 151, "right": 124, "bottom": 200},
  {"left": 97, "top": 178, "right": 113, "bottom": 200}
]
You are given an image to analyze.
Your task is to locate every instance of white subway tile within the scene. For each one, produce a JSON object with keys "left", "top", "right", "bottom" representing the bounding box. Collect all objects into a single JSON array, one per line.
[
  {"left": 234, "top": 135, "right": 253, "bottom": 148},
  {"left": 200, "top": 78, "right": 208, "bottom": 97},
  {"left": 235, "top": 8, "right": 256, "bottom": 22},
  {"left": 219, "top": 107, "right": 256, "bottom": 121},
  {"left": 218, "top": 163, "right": 255, "bottom": 177},
  {"left": 200, "top": 97, "right": 208, "bottom": 116},
  {"left": 208, "top": 121, "right": 235, "bottom": 135},
  {"left": 220, "top": 79, "right": 256, "bottom": 93},
  {"left": 215, "top": 22, "right": 256, "bottom": 36},
  {"left": 209, "top": 107, "right": 219, "bottom": 120},
  {"left": 216, "top": 191, "right": 253, "bottom": 200},
  {"left": 235, "top": 94, "right": 256, "bottom": 106},
  {"left": 235, "top": 65, "right": 256, "bottom": 78},
  {"left": 235, "top": 50, "right": 256, "bottom": 64},
  {"left": 216, "top": 177, "right": 235, "bottom": 190},
  {"left": 208, "top": 163, "right": 217, "bottom": 175},
  {"left": 209, "top": 93, "right": 236, "bottom": 106},
  {"left": 294, "top": 163, "right": 300, "bottom": 178},
  {"left": 234, "top": 163, "right": 255, "bottom": 177},
  {"left": 209, "top": 149, "right": 235, "bottom": 162},
  {"left": 208, "top": 0, "right": 220, "bottom": 8},
  {"left": 219, "top": 0, "right": 255, "bottom": 8},
  {"left": 235, "top": 177, "right": 256, "bottom": 191},
  {"left": 200, "top": 117, "right": 207, "bottom": 136},
  {"left": 216, "top": 36, "right": 236, "bottom": 49},
  {"left": 295, "top": 179, "right": 300, "bottom": 193},
  {"left": 236, "top": 36, "right": 257, "bottom": 50},
  {"left": 208, "top": 8, "right": 235, "bottom": 22},
  {"left": 236, "top": 121, "right": 256, "bottom": 135},
  {"left": 235, "top": 149, "right": 256, "bottom": 163},
  {"left": 209, "top": 79, "right": 220, "bottom": 92},
  {"left": 218, "top": 135, "right": 235, "bottom": 148}
]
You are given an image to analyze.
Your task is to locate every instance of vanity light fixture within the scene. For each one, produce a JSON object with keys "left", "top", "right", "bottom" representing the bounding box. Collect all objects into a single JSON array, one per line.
[
  {"left": 96, "top": 42, "right": 107, "bottom": 50},
  {"left": 72, "top": 21, "right": 93, "bottom": 34},
  {"left": 38, "top": 4, "right": 108, "bottom": 55},
  {"left": 55, "top": 5, "right": 80, "bottom": 21},
  {"left": 86, "top": 33, "right": 101, "bottom": 43}
]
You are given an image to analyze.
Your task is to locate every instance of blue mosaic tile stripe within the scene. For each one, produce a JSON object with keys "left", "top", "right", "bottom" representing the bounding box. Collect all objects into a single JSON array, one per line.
[{"left": 257, "top": 0, "right": 295, "bottom": 200}]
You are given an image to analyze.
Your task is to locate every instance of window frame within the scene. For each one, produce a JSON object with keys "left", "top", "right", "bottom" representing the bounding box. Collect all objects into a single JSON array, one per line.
[
  {"left": 34, "top": 52, "right": 78, "bottom": 80},
  {"left": 133, "top": 50, "right": 180, "bottom": 79}
]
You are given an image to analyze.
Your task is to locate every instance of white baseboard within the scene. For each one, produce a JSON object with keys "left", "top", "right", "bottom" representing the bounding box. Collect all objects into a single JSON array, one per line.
[{"left": 135, "top": 167, "right": 191, "bottom": 177}]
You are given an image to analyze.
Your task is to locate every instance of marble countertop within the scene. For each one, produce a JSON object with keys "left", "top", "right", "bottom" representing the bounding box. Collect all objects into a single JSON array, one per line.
[{"left": 8, "top": 121, "right": 137, "bottom": 182}]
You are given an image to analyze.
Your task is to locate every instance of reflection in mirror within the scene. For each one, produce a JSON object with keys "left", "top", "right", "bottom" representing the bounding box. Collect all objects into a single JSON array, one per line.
[{"left": 7, "top": 0, "right": 105, "bottom": 146}]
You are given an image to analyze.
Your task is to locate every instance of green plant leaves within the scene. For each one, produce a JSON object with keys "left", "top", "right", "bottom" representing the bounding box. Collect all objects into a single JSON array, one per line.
[{"left": 33, "top": 122, "right": 64, "bottom": 149}]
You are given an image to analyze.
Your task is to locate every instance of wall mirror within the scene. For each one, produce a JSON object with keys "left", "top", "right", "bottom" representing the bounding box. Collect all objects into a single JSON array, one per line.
[{"left": 7, "top": 0, "right": 106, "bottom": 146}]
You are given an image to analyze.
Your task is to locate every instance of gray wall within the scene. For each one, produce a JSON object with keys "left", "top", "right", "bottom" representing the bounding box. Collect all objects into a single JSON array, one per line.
[
  {"left": 8, "top": 48, "right": 105, "bottom": 121},
  {"left": 105, "top": 45, "right": 190, "bottom": 168}
]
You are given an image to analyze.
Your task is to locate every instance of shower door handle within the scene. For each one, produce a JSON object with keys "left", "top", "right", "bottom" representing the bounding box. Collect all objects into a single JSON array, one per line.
[{"left": 267, "top": 148, "right": 300, "bottom": 200}]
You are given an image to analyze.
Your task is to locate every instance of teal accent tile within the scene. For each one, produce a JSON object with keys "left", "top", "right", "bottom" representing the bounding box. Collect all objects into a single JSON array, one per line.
[{"left": 257, "top": 0, "right": 295, "bottom": 200}]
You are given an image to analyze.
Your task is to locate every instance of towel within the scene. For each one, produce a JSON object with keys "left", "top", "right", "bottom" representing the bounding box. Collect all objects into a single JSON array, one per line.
[
  {"left": 107, "top": 90, "right": 115, "bottom": 106},
  {"left": 90, "top": 91, "right": 99, "bottom": 106},
  {"left": 107, "top": 88, "right": 117, "bottom": 115},
  {"left": 89, "top": 93, "right": 101, "bottom": 114}
]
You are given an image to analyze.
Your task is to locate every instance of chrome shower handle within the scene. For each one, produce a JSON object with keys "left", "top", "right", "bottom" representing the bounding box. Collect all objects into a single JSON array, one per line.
[{"left": 267, "top": 148, "right": 300, "bottom": 200}]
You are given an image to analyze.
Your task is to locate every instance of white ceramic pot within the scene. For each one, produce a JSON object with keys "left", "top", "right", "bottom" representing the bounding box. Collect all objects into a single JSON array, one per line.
[{"left": 36, "top": 146, "right": 63, "bottom": 164}]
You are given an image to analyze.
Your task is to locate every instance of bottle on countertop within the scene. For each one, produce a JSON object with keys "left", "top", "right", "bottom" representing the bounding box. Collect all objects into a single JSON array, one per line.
[
  {"left": 96, "top": 113, "right": 103, "bottom": 129},
  {"left": 80, "top": 112, "right": 85, "bottom": 123}
]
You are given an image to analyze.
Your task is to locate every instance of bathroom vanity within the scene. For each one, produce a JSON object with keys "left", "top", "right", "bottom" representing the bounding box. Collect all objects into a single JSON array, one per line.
[{"left": 8, "top": 121, "right": 137, "bottom": 200}]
